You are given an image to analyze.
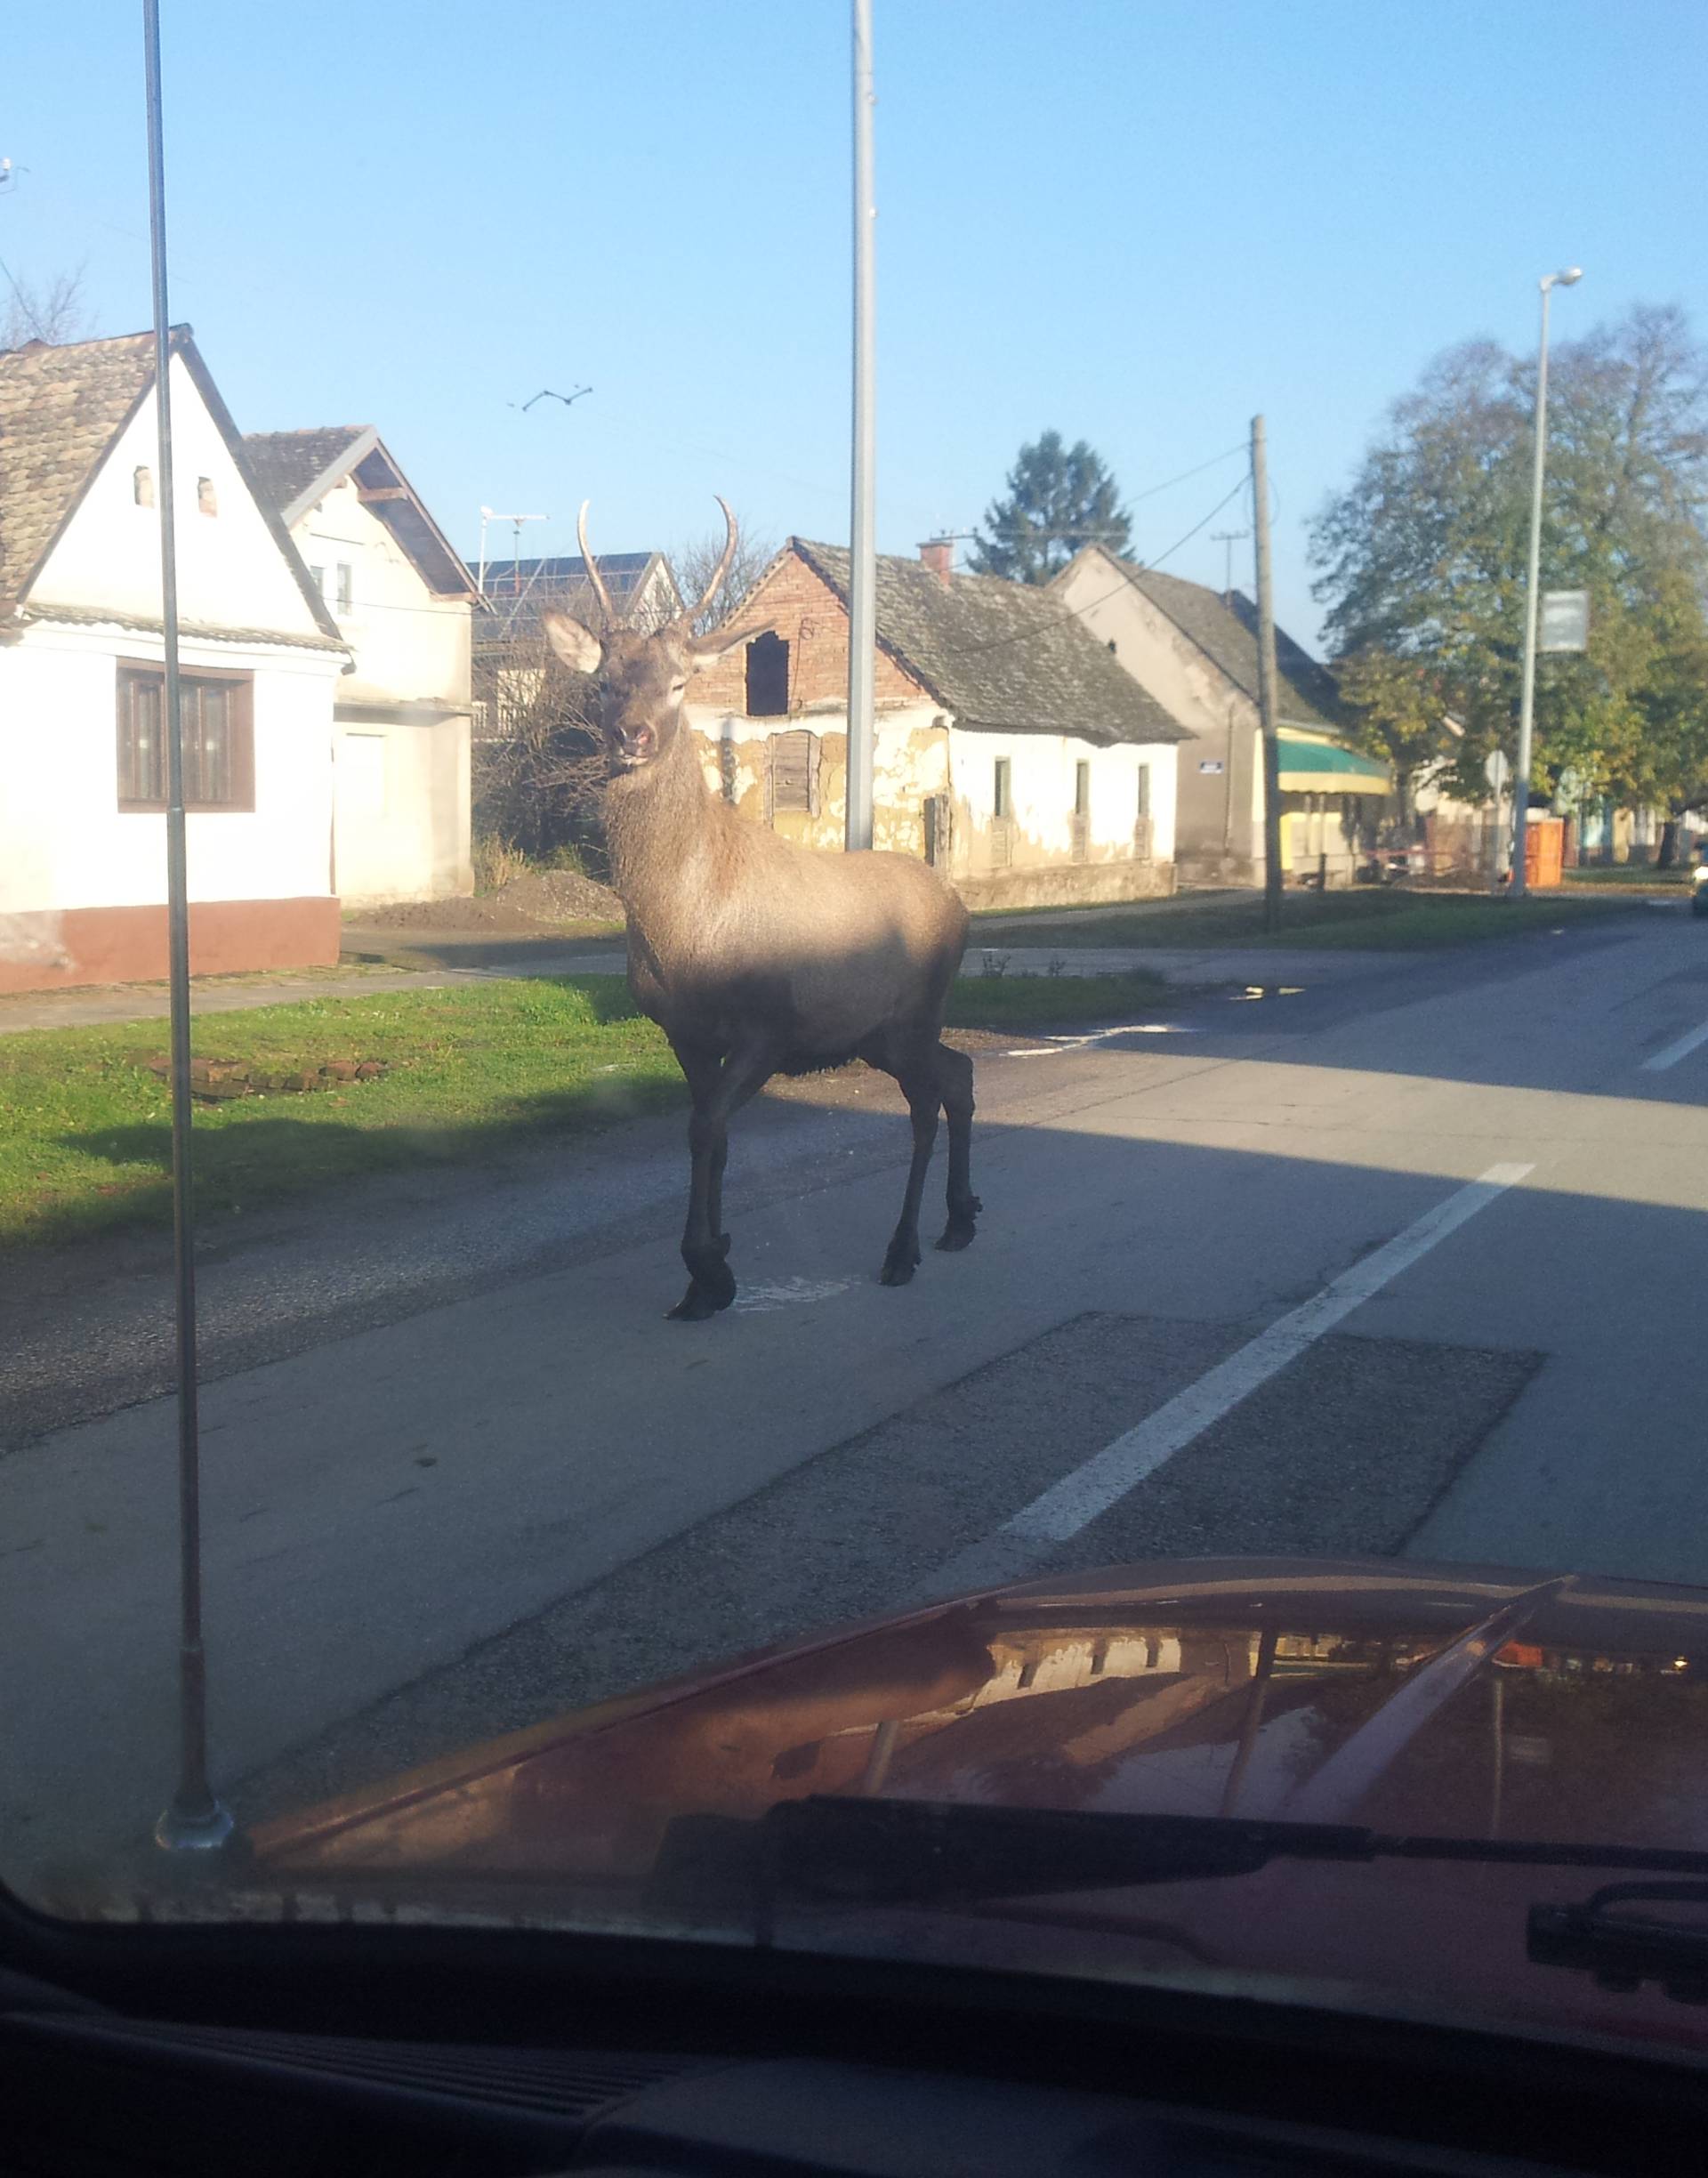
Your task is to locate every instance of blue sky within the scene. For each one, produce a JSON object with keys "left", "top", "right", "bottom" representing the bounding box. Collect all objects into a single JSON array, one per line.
[{"left": 4, "top": 1, "right": 1704, "bottom": 649}]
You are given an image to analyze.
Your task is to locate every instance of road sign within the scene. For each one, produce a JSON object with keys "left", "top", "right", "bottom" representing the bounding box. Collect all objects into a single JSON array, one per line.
[
  {"left": 1540, "top": 589, "right": 1591, "bottom": 652},
  {"left": 1198, "top": 760, "right": 1225, "bottom": 774},
  {"left": 1485, "top": 750, "right": 1510, "bottom": 796}
]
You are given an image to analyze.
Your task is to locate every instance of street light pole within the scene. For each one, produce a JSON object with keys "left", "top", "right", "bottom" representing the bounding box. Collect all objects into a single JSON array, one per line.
[
  {"left": 845, "top": 0, "right": 877, "bottom": 852},
  {"left": 1510, "top": 265, "right": 1582, "bottom": 900}
]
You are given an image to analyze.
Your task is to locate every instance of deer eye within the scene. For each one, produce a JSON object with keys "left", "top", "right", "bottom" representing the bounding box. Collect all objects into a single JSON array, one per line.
[{"left": 670, "top": 681, "right": 688, "bottom": 697}]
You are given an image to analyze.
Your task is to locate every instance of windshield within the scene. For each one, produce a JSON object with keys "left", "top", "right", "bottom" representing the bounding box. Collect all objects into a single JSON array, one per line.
[{"left": 4, "top": 0, "right": 1708, "bottom": 2069}]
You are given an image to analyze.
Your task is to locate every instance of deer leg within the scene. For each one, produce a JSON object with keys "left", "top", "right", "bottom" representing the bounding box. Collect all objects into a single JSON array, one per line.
[
  {"left": 668, "top": 1041, "right": 775, "bottom": 1321},
  {"left": 933, "top": 1040, "right": 981, "bottom": 1252},
  {"left": 881, "top": 1068, "right": 940, "bottom": 1287}
]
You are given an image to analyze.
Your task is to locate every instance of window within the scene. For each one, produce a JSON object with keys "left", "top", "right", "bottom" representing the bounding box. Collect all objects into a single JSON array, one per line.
[
  {"left": 196, "top": 476, "right": 218, "bottom": 516},
  {"left": 133, "top": 465, "right": 154, "bottom": 507},
  {"left": 769, "top": 728, "right": 818, "bottom": 816},
  {"left": 335, "top": 563, "right": 353, "bottom": 616},
  {"left": 117, "top": 665, "right": 254, "bottom": 811},
  {"left": 309, "top": 564, "right": 326, "bottom": 600},
  {"left": 745, "top": 631, "right": 789, "bottom": 717},
  {"left": 1135, "top": 762, "right": 1150, "bottom": 820},
  {"left": 993, "top": 757, "right": 1012, "bottom": 820},
  {"left": 1074, "top": 760, "right": 1091, "bottom": 817}
]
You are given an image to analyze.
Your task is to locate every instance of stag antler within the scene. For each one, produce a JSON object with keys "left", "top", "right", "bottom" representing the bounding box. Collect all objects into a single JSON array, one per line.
[
  {"left": 576, "top": 499, "right": 622, "bottom": 628},
  {"left": 687, "top": 496, "right": 739, "bottom": 627}
]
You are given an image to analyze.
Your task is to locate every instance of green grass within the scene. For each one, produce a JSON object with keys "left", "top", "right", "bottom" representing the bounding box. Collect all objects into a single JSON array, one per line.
[
  {"left": 1563, "top": 863, "right": 1690, "bottom": 888},
  {"left": 0, "top": 977, "right": 681, "bottom": 1250},
  {"left": 971, "top": 887, "right": 1640, "bottom": 950},
  {"left": 945, "top": 968, "right": 1172, "bottom": 1028},
  {"left": 0, "top": 968, "right": 1174, "bottom": 1249}
]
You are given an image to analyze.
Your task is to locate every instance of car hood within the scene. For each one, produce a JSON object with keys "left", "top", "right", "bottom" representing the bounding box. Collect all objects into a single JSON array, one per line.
[{"left": 251, "top": 1556, "right": 1708, "bottom": 2056}]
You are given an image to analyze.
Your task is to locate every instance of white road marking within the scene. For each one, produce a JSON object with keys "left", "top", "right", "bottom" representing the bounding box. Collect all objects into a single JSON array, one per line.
[
  {"left": 1000, "top": 1022, "right": 1199, "bottom": 1058},
  {"left": 1641, "top": 1017, "right": 1708, "bottom": 1073},
  {"left": 734, "top": 1276, "right": 856, "bottom": 1312},
  {"left": 913, "top": 1160, "right": 1535, "bottom": 1600}
]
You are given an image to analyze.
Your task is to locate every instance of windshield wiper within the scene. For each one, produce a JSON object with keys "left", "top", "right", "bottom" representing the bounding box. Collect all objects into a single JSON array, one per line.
[
  {"left": 649, "top": 1796, "right": 1708, "bottom": 1918},
  {"left": 1529, "top": 1882, "right": 1708, "bottom": 2005}
]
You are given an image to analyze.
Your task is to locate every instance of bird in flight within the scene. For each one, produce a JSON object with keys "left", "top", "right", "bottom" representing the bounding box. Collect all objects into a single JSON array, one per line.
[{"left": 511, "top": 385, "right": 592, "bottom": 412}]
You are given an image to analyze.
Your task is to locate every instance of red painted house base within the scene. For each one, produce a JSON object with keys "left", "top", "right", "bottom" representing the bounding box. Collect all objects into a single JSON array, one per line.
[{"left": 0, "top": 898, "right": 341, "bottom": 996}]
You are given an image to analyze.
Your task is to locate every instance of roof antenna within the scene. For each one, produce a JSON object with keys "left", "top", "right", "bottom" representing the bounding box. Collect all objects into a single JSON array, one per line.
[
  {"left": 144, "top": 0, "right": 232, "bottom": 1858},
  {"left": 477, "top": 506, "right": 547, "bottom": 598}
]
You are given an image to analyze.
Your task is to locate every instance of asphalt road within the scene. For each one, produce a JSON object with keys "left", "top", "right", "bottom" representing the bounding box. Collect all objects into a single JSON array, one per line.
[{"left": 5, "top": 906, "right": 1708, "bottom": 1893}]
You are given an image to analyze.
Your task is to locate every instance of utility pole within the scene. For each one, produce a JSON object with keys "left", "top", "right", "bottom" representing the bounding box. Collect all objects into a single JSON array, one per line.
[
  {"left": 1251, "top": 415, "right": 1284, "bottom": 932},
  {"left": 144, "top": 0, "right": 230, "bottom": 1856},
  {"left": 845, "top": 0, "right": 877, "bottom": 852},
  {"left": 1511, "top": 265, "right": 1583, "bottom": 899}
]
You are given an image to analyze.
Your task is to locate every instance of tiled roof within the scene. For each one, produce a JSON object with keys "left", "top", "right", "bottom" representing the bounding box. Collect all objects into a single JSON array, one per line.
[
  {"left": 241, "top": 427, "right": 371, "bottom": 521},
  {"left": 0, "top": 330, "right": 157, "bottom": 600},
  {"left": 792, "top": 541, "right": 1188, "bottom": 746},
  {"left": 1110, "top": 560, "right": 1341, "bottom": 730}
]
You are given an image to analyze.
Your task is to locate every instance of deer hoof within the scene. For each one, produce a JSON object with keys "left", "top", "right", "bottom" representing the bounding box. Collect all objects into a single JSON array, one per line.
[
  {"left": 935, "top": 1216, "right": 978, "bottom": 1253},
  {"left": 667, "top": 1274, "right": 735, "bottom": 1321},
  {"left": 880, "top": 1241, "right": 921, "bottom": 1287}
]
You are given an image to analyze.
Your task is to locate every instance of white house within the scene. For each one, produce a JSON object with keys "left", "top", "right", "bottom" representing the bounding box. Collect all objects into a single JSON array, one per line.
[
  {"left": 243, "top": 426, "right": 479, "bottom": 907},
  {"left": 0, "top": 329, "right": 350, "bottom": 995},
  {"left": 1053, "top": 545, "right": 1390, "bottom": 888},
  {"left": 683, "top": 537, "right": 1188, "bottom": 908}
]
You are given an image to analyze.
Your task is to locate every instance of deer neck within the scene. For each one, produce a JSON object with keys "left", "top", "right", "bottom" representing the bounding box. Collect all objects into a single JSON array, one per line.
[{"left": 602, "top": 723, "right": 715, "bottom": 940}]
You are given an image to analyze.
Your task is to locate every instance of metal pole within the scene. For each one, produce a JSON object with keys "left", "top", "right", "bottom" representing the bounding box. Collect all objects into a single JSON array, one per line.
[
  {"left": 1251, "top": 416, "right": 1284, "bottom": 932},
  {"left": 146, "top": 0, "right": 230, "bottom": 1855},
  {"left": 845, "top": 0, "right": 877, "bottom": 852},
  {"left": 1511, "top": 280, "right": 1555, "bottom": 902}
]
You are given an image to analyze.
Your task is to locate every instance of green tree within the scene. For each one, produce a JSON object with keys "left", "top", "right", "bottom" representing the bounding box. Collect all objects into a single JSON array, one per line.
[
  {"left": 1309, "top": 305, "right": 1708, "bottom": 827},
  {"left": 968, "top": 431, "right": 1131, "bottom": 583}
]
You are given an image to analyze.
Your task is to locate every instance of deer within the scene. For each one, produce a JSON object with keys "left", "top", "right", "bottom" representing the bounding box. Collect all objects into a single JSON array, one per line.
[{"left": 544, "top": 498, "right": 979, "bottom": 1322}]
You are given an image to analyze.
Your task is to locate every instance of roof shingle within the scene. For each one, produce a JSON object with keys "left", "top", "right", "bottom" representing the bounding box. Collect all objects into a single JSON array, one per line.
[
  {"left": 1099, "top": 559, "right": 1341, "bottom": 730},
  {"left": 0, "top": 331, "right": 157, "bottom": 599},
  {"left": 793, "top": 541, "right": 1188, "bottom": 746},
  {"left": 240, "top": 427, "right": 370, "bottom": 522}
]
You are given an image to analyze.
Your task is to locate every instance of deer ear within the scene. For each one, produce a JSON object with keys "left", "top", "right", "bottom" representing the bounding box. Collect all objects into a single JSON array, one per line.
[
  {"left": 687, "top": 621, "right": 758, "bottom": 668},
  {"left": 543, "top": 610, "right": 603, "bottom": 674}
]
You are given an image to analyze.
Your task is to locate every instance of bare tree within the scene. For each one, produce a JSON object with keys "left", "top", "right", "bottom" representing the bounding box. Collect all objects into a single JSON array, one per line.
[
  {"left": 2, "top": 263, "right": 91, "bottom": 349},
  {"left": 671, "top": 513, "right": 777, "bottom": 633}
]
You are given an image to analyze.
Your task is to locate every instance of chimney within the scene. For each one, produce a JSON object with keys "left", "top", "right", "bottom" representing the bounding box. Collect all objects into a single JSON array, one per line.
[{"left": 918, "top": 536, "right": 955, "bottom": 588}]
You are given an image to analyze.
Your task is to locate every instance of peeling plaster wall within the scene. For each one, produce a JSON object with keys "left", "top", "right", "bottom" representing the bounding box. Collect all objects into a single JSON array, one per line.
[
  {"left": 685, "top": 700, "right": 950, "bottom": 860},
  {"left": 686, "top": 545, "right": 1177, "bottom": 906}
]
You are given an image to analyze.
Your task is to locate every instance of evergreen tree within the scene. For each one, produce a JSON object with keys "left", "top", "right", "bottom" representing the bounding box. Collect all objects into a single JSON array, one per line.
[{"left": 968, "top": 431, "right": 1131, "bottom": 583}]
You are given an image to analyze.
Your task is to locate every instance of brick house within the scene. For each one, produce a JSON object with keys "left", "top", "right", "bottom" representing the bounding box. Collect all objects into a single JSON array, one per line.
[{"left": 688, "top": 538, "right": 1188, "bottom": 909}]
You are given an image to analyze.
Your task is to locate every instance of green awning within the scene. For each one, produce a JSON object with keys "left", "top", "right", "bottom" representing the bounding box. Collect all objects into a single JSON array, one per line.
[{"left": 1276, "top": 730, "right": 1390, "bottom": 794}]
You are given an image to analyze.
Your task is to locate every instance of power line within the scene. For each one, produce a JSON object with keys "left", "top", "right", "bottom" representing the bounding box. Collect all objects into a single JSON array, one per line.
[{"left": 935, "top": 474, "right": 1253, "bottom": 665}]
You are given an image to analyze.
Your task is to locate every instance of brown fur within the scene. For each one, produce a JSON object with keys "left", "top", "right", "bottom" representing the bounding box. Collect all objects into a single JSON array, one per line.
[{"left": 546, "top": 577, "right": 979, "bottom": 1321}]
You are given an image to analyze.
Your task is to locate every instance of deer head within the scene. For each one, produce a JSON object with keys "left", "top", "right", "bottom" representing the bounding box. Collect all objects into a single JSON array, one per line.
[{"left": 543, "top": 497, "right": 752, "bottom": 775}]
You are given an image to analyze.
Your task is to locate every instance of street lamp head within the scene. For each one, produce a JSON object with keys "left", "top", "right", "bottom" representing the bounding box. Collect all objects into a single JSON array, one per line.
[{"left": 1543, "top": 267, "right": 1584, "bottom": 290}]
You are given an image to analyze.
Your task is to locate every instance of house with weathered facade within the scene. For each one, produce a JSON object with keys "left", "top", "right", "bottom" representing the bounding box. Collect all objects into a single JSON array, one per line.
[
  {"left": 1053, "top": 545, "right": 1389, "bottom": 887},
  {"left": 0, "top": 329, "right": 350, "bottom": 994},
  {"left": 243, "top": 425, "right": 479, "bottom": 908},
  {"left": 686, "top": 537, "right": 1188, "bottom": 908}
]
